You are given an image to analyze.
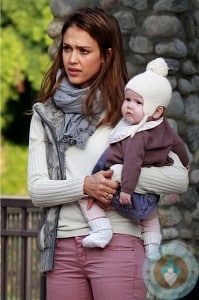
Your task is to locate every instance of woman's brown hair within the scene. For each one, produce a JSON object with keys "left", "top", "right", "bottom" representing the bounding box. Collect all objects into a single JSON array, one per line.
[{"left": 37, "top": 7, "right": 128, "bottom": 127}]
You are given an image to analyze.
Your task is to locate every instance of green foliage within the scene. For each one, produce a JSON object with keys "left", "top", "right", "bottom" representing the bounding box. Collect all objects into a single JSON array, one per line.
[
  {"left": 1, "top": 139, "right": 28, "bottom": 196},
  {"left": 1, "top": 0, "right": 52, "bottom": 116},
  {"left": 1, "top": 0, "right": 53, "bottom": 195}
]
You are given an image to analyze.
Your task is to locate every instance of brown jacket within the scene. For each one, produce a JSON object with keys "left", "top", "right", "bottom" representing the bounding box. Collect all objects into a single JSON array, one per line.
[{"left": 106, "top": 118, "right": 189, "bottom": 195}]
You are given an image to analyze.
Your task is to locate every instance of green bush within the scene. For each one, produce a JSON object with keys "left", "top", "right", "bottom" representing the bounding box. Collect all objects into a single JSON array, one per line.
[
  {"left": 1, "top": 139, "right": 28, "bottom": 196},
  {"left": 1, "top": 0, "right": 53, "bottom": 196}
]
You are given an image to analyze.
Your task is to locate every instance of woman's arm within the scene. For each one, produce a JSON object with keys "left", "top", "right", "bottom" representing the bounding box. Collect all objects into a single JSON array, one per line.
[{"left": 111, "top": 151, "right": 189, "bottom": 195}]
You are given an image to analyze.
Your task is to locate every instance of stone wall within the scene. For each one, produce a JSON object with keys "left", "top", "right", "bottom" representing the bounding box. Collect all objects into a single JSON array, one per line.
[{"left": 48, "top": 0, "right": 199, "bottom": 279}]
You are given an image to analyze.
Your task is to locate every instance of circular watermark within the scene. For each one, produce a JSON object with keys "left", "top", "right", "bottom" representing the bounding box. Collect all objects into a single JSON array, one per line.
[{"left": 143, "top": 241, "right": 199, "bottom": 299}]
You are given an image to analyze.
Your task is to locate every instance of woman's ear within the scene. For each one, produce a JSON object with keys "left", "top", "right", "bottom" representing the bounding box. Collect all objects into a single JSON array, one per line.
[
  {"left": 107, "top": 48, "right": 112, "bottom": 56},
  {"left": 106, "top": 48, "right": 112, "bottom": 60},
  {"left": 152, "top": 106, "right": 164, "bottom": 120},
  {"left": 102, "top": 48, "right": 112, "bottom": 63}
]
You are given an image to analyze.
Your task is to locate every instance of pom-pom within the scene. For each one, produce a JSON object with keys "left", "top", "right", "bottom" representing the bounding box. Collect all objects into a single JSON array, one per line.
[{"left": 146, "top": 57, "right": 169, "bottom": 77}]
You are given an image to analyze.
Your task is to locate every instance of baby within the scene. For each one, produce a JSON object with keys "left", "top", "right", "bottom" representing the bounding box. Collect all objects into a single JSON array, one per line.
[{"left": 79, "top": 58, "right": 189, "bottom": 260}]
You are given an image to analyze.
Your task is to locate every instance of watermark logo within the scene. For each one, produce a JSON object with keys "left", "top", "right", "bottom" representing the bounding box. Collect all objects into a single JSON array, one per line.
[{"left": 143, "top": 241, "right": 199, "bottom": 299}]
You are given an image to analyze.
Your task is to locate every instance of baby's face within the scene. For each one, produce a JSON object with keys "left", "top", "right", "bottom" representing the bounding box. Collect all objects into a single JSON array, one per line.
[{"left": 122, "top": 89, "right": 144, "bottom": 125}]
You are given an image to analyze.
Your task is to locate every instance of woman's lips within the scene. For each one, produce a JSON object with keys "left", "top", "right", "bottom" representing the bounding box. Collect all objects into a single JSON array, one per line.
[{"left": 67, "top": 68, "right": 81, "bottom": 76}]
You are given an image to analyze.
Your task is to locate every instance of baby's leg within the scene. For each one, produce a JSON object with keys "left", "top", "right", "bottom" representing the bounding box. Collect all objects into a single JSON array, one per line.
[
  {"left": 141, "top": 208, "right": 162, "bottom": 261},
  {"left": 79, "top": 198, "right": 112, "bottom": 248}
]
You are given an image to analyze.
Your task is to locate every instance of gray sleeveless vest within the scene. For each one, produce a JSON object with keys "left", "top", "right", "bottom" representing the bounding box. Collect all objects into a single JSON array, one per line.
[{"left": 33, "top": 98, "right": 66, "bottom": 272}]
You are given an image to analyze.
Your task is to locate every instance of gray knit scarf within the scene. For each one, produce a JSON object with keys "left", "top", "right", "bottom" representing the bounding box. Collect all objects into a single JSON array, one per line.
[{"left": 53, "top": 69, "right": 103, "bottom": 149}]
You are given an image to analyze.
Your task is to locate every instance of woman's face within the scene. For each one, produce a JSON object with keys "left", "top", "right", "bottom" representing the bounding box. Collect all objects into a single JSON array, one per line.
[{"left": 62, "top": 25, "right": 103, "bottom": 87}]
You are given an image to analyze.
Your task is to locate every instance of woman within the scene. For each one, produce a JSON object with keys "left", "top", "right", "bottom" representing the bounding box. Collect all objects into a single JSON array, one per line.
[{"left": 28, "top": 7, "right": 188, "bottom": 300}]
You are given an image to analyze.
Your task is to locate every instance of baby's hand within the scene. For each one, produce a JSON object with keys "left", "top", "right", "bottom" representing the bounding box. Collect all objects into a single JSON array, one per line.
[{"left": 119, "top": 192, "right": 131, "bottom": 205}]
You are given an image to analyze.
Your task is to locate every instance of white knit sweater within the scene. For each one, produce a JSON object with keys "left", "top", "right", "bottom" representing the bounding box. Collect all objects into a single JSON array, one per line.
[{"left": 28, "top": 111, "right": 188, "bottom": 239}]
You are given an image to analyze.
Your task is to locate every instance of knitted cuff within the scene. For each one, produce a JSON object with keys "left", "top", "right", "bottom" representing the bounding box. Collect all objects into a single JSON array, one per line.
[
  {"left": 142, "top": 231, "right": 162, "bottom": 245},
  {"left": 88, "top": 218, "right": 112, "bottom": 232}
]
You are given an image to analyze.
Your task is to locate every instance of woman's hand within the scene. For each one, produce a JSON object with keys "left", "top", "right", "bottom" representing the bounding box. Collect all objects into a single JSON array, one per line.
[{"left": 83, "top": 169, "right": 119, "bottom": 209}]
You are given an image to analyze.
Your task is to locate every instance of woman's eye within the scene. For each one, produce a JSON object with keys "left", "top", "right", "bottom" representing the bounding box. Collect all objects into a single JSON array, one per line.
[
  {"left": 80, "top": 48, "right": 89, "bottom": 54},
  {"left": 63, "top": 45, "right": 70, "bottom": 52}
]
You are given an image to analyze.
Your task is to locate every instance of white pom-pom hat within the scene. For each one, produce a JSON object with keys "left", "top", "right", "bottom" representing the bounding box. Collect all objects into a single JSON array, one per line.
[{"left": 125, "top": 57, "right": 172, "bottom": 117}]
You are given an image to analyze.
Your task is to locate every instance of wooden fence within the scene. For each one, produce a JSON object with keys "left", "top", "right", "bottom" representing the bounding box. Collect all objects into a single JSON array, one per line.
[{"left": 1, "top": 196, "right": 46, "bottom": 300}]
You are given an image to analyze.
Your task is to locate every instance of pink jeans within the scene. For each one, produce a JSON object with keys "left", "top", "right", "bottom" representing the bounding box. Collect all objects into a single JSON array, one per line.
[{"left": 46, "top": 234, "right": 147, "bottom": 300}]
